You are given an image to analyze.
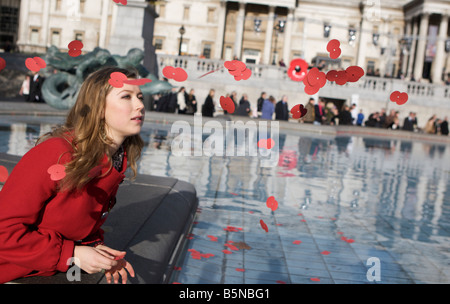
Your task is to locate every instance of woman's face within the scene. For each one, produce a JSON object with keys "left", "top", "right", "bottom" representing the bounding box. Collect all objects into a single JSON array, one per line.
[{"left": 104, "top": 82, "right": 144, "bottom": 147}]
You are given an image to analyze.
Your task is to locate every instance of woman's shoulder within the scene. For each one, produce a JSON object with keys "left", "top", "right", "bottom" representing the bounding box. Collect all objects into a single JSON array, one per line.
[
  {"left": 12, "top": 136, "right": 74, "bottom": 180},
  {"left": 37, "top": 136, "right": 73, "bottom": 150},
  {"left": 27, "top": 136, "right": 74, "bottom": 162}
]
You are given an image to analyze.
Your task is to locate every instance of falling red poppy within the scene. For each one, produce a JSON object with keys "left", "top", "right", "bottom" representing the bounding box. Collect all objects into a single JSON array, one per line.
[
  {"left": 390, "top": 91, "right": 408, "bottom": 105},
  {"left": 25, "top": 57, "right": 46, "bottom": 72},
  {"left": 0, "top": 57, "right": 6, "bottom": 72},
  {"left": 123, "top": 78, "right": 152, "bottom": 86},
  {"left": 303, "top": 67, "right": 326, "bottom": 95},
  {"left": 287, "top": 58, "right": 308, "bottom": 82},
  {"left": 224, "top": 243, "right": 239, "bottom": 251},
  {"left": 345, "top": 66, "right": 365, "bottom": 82},
  {"left": 224, "top": 60, "right": 252, "bottom": 81},
  {"left": 108, "top": 72, "right": 128, "bottom": 88},
  {"left": 162, "top": 66, "right": 188, "bottom": 82},
  {"left": 266, "top": 196, "right": 278, "bottom": 212},
  {"left": 207, "top": 235, "right": 218, "bottom": 242},
  {"left": 290, "top": 104, "right": 308, "bottom": 119},
  {"left": 327, "top": 39, "right": 341, "bottom": 59},
  {"left": 220, "top": 96, "right": 235, "bottom": 114},
  {"left": 0, "top": 165, "right": 8, "bottom": 183},
  {"left": 260, "top": 219, "right": 269, "bottom": 232},
  {"left": 326, "top": 70, "right": 348, "bottom": 85},
  {"left": 257, "top": 138, "right": 275, "bottom": 149},
  {"left": 223, "top": 225, "right": 242, "bottom": 232},
  {"left": 47, "top": 164, "right": 66, "bottom": 181},
  {"left": 68, "top": 40, "right": 83, "bottom": 57}
]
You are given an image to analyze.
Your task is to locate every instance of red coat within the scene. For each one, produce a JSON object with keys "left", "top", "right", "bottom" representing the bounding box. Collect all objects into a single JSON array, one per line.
[{"left": 0, "top": 137, "right": 127, "bottom": 283}]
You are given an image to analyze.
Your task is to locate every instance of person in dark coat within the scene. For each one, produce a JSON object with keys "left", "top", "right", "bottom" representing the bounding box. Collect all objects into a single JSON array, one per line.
[
  {"left": 28, "top": 71, "right": 45, "bottom": 103},
  {"left": 202, "top": 89, "right": 215, "bottom": 117},
  {"left": 275, "top": 95, "right": 289, "bottom": 121},
  {"left": 235, "top": 94, "right": 251, "bottom": 116},
  {"left": 441, "top": 117, "right": 449, "bottom": 135},
  {"left": 338, "top": 105, "right": 353, "bottom": 125},
  {"left": 314, "top": 98, "right": 326, "bottom": 125},
  {"left": 402, "top": 112, "right": 417, "bottom": 131},
  {"left": 365, "top": 112, "right": 380, "bottom": 127},
  {"left": 167, "top": 90, "right": 178, "bottom": 113},
  {"left": 257, "top": 92, "right": 267, "bottom": 117}
]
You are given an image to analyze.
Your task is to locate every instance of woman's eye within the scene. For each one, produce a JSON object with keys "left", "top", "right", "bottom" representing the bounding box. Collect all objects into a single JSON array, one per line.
[{"left": 122, "top": 95, "right": 131, "bottom": 99}]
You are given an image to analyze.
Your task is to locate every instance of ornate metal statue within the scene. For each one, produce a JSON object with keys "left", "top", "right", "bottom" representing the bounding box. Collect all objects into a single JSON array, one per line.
[{"left": 42, "top": 46, "right": 173, "bottom": 110}]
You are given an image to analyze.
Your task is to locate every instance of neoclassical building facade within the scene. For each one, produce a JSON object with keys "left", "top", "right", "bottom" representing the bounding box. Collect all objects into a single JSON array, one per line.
[
  {"left": 153, "top": 0, "right": 450, "bottom": 83},
  {"left": 2, "top": 0, "right": 450, "bottom": 83}
]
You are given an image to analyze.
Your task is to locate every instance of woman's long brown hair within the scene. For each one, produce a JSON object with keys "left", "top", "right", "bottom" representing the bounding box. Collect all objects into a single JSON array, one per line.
[{"left": 38, "top": 66, "right": 144, "bottom": 192}]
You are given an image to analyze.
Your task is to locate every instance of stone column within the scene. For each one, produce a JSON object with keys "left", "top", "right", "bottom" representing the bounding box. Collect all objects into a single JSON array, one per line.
[
  {"left": 407, "top": 17, "right": 418, "bottom": 79},
  {"left": 282, "top": 8, "right": 294, "bottom": 63},
  {"left": 401, "top": 18, "right": 412, "bottom": 76},
  {"left": 414, "top": 13, "right": 429, "bottom": 81},
  {"left": 432, "top": 14, "right": 449, "bottom": 83},
  {"left": 99, "top": 0, "right": 110, "bottom": 48},
  {"left": 214, "top": 0, "right": 227, "bottom": 59},
  {"left": 41, "top": 0, "right": 51, "bottom": 49},
  {"left": 357, "top": 16, "right": 370, "bottom": 68},
  {"left": 17, "top": 0, "right": 30, "bottom": 51},
  {"left": 263, "top": 6, "right": 275, "bottom": 65},
  {"left": 233, "top": 2, "right": 246, "bottom": 59}
]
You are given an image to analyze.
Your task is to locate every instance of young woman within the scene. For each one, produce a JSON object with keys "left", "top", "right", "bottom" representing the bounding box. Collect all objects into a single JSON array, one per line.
[{"left": 0, "top": 66, "right": 145, "bottom": 284}]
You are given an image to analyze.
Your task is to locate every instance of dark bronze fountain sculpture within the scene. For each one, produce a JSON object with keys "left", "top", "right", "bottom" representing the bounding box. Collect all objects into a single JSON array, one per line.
[{"left": 42, "top": 46, "right": 173, "bottom": 110}]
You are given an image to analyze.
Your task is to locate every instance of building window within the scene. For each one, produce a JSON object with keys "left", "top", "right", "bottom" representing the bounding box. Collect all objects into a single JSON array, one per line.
[
  {"left": 55, "top": 0, "right": 62, "bottom": 11},
  {"left": 75, "top": 32, "right": 83, "bottom": 42},
  {"left": 158, "top": 4, "right": 165, "bottom": 18},
  {"left": 80, "top": 0, "right": 86, "bottom": 13},
  {"left": 0, "top": 5, "right": 19, "bottom": 34},
  {"left": 207, "top": 8, "right": 215, "bottom": 23},
  {"left": 30, "top": 28, "right": 39, "bottom": 44},
  {"left": 202, "top": 43, "right": 212, "bottom": 59},
  {"left": 179, "top": 39, "right": 188, "bottom": 55},
  {"left": 183, "top": 6, "right": 190, "bottom": 21},
  {"left": 154, "top": 37, "right": 164, "bottom": 50},
  {"left": 366, "top": 60, "right": 376, "bottom": 75},
  {"left": 51, "top": 30, "right": 61, "bottom": 46},
  {"left": 224, "top": 45, "right": 233, "bottom": 61}
]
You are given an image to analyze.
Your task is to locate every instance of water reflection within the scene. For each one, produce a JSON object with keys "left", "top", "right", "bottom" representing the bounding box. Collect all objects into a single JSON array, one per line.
[{"left": 2, "top": 121, "right": 450, "bottom": 245}]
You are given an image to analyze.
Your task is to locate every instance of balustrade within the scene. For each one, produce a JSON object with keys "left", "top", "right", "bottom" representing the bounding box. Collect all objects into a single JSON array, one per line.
[{"left": 156, "top": 54, "right": 450, "bottom": 105}]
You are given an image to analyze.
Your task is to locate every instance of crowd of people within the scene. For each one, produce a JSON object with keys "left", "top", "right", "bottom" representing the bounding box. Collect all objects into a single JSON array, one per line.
[
  {"left": 153, "top": 88, "right": 450, "bottom": 137},
  {"left": 18, "top": 73, "right": 448, "bottom": 137}
]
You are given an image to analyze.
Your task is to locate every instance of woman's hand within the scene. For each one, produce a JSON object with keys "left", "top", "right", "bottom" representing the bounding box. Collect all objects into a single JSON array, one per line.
[
  {"left": 95, "top": 244, "right": 135, "bottom": 284},
  {"left": 73, "top": 245, "right": 118, "bottom": 274}
]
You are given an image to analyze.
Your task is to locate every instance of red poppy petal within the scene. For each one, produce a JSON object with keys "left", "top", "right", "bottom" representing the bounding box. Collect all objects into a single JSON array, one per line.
[
  {"left": 260, "top": 219, "right": 268, "bottom": 232},
  {"left": 0, "top": 57, "right": 6, "bottom": 72},
  {"left": 0, "top": 165, "right": 9, "bottom": 183},
  {"left": 345, "top": 66, "right": 365, "bottom": 82},
  {"left": 287, "top": 58, "right": 308, "bottom": 82},
  {"left": 123, "top": 78, "right": 152, "bottom": 86}
]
